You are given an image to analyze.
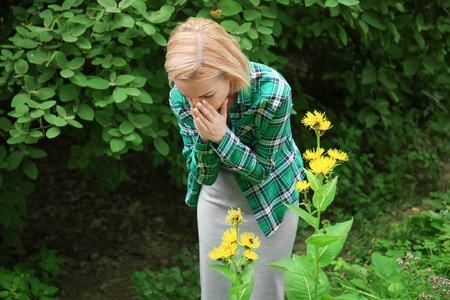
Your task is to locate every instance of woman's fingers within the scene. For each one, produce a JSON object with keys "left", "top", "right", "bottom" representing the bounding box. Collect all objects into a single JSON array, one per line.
[{"left": 196, "top": 100, "right": 215, "bottom": 121}]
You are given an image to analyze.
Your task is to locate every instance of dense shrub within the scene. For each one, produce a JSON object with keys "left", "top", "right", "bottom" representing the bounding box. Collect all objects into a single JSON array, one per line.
[{"left": 0, "top": 0, "right": 448, "bottom": 251}]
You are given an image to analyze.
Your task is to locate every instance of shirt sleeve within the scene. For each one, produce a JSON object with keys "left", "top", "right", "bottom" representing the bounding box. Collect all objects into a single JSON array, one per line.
[
  {"left": 169, "top": 89, "right": 221, "bottom": 185},
  {"left": 212, "top": 87, "right": 293, "bottom": 184}
]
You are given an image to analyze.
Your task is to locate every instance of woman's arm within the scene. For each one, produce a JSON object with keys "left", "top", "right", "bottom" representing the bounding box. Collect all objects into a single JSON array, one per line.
[
  {"left": 213, "top": 89, "right": 293, "bottom": 184},
  {"left": 169, "top": 89, "right": 221, "bottom": 185}
]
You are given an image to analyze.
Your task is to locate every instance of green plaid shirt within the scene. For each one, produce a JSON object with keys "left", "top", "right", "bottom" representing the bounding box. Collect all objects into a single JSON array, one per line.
[{"left": 169, "top": 62, "right": 304, "bottom": 238}]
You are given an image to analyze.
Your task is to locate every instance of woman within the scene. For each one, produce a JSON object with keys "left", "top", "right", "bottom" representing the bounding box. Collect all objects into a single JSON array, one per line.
[{"left": 165, "top": 17, "right": 304, "bottom": 299}]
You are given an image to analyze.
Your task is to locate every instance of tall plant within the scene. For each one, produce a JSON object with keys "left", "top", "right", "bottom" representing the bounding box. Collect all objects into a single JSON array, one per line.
[{"left": 267, "top": 110, "right": 355, "bottom": 300}]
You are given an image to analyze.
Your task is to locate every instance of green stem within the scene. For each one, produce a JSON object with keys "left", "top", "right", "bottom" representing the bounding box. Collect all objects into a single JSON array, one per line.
[
  {"left": 314, "top": 209, "right": 321, "bottom": 300},
  {"left": 235, "top": 224, "right": 240, "bottom": 299},
  {"left": 315, "top": 129, "right": 320, "bottom": 150}
]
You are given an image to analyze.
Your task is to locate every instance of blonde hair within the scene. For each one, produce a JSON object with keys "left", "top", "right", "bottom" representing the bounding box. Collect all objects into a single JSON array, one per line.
[{"left": 165, "top": 17, "right": 250, "bottom": 94}]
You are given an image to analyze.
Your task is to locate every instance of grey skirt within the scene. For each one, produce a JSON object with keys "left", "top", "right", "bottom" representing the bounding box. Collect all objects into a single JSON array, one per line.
[{"left": 197, "top": 167, "right": 299, "bottom": 300}]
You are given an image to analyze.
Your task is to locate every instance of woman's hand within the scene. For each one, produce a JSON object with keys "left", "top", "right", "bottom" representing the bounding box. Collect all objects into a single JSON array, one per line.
[{"left": 190, "top": 98, "right": 228, "bottom": 144}]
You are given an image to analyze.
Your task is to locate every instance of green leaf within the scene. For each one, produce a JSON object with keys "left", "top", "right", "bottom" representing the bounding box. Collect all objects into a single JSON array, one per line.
[
  {"left": 28, "top": 148, "right": 47, "bottom": 159},
  {"left": 142, "top": 23, "right": 156, "bottom": 36},
  {"left": 305, "top": 0, "right": 317, "bottom": 7},
  {"left": 110, "top": 138, "right": 126, "bottom": 153},
  {"left": 209, "top": 264, "right": 234, "bottom": 281},
  {"left": 285, "top": 203, "right": 318, "bottom": 228},
  {"left": 67, "top": 119, "right": 83, "bottom": 128},
  {"left": 305, "top": 169, "right": 320, "bottom": 191},
  {"left": 60, "top": 69, "right": 75, "bottom": 78},
  {"left": 115, "top": 74, "right": 135, "bottom": 85},
  {"left": 30, "top": 109, "right": 45, "bottom": 119},
  {"left": 257, "top": 26, "right": 272, "bottom": 35},
  {"left": 154, "top": 137, "right": 169, "bottom": 156},
  {"left": 136, "top": 91, "right": 153, "bottom": 104},
  {"left": 69, "top": 71, "right": 88, "bottom": 87},
  {"left": 46, "top": 127, "right": 61, "bottom": 139},
  {"left": 129, "top": 114, "right": 152, "bottom": 128},
  {"left": 403, "top": 57, "right": 421, "bottom": 76},
  {"left": 6, "top": 151, "right": 24, "bottom": 171},
  {"left": 414, "top": 31, "right": 425, "bottom": 49},
  {"left": 77, "top": 104, "right": 95, "bottom": 121},
  {"left": 23, "top": 159, "right": 38, "bottom": 180},
  {"left": 55, "top": 51, "right": 69, "bottom": 68},
  {"left": 113, "top": 87, "right": 128, "bottom": 103},
  {"left": 371, "top": 252, "right": 402, "bottom": 283},
  {"left": 218, "top": 0, "right": 242, "bottom": 16},
  {"left": 14, "top": 59, "right": 29, "bottom": 74},
  {"left": 221, "top": 20, "right": 240, "bottom": 34},
  {"left": 362, "top": 67, "right": 377, "bottom": 84},
  {"left": 68, "top": 57, "right": 85, "bottom": 70},
  {"left": 27, "top": 50, "right": 48, "bottom": 65},
  {"left": 313, "top": 176, "right": 338, "bottom": 211},
  {"left": 76, "top": 36, "right": 92, "bottom": 49},
  {"left": 244, "top": 10, "right": 260, "bottom": 21},
  {"left": 148, "top": 5, "right": 174, "bottom": 24},
  {"left": 39, "top": 100, "right": 57, "bottom": 110},
  {"left": 87, "top": 77, "right": 110, "bottom": 90},
  {"left": 16, "top": 39, "right": 39, "bottom": 49},
  {"left": 370, "top": 98, "right": 390, "bottom": 115},
  {"left": 325, "top": 0, "right": 339, "bottom": 7},
  {"left": 119, "top": 120, "right": 135, "bottom": 135},
  {"left": 284, "top": 255, "right": 330, "bottom": 299},
  {"left": 126, "top": 87, "right": 140, "bottom": 96},
  {"left": 119, "top": 0, "right": 135, "bottom": 9},
  {"left": 36, "top": 88, "right": 56, "bottom": 100},
  {"left": 338, "top": 25, "right": 347, "bottom": 45},
  {"left": 60, "top": 84, "right": 80, "bottom": 102},
  {"left": 307, "top": 219, "right": 353, "bottom": 267},
  {"left": 306, "top": 234, "right": 341, "bottom": 247},
  {"left": 114, "top": 13, "right": 135, "bottom": 28},
  {"left": 361, "top": 12, "right": 385, "bottom": 30},
  {"left": 0, "top": 291, "right": 10, "bottom": 297},
  {"left": 337, "top": 0, "right": 359, "bottom": 6},
  {"left": 98, "top": 0, "right": 117, "bottom": 9},
  {"left": 152, "top": 32, "right": 167, "bottom": 46}
]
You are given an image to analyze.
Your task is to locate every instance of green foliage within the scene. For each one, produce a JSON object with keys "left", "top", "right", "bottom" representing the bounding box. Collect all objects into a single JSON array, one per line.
[
  {"left": 131, "top": 245, "right": 200, "bottom": 300},
  {"left": 329, "top": 193, "right": 450, "bottom": 299},
  {"left": 0, "top": 246, "right": 68, "bottom": 300}
]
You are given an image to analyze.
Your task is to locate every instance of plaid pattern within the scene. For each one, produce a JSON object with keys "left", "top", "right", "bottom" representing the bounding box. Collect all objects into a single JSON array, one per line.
[{"left": 169, "top": 62, "right": 305, "bottom": 238}]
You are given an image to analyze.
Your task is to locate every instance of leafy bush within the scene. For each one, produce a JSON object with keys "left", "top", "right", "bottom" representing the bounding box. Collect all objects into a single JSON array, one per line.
[
  {"left": 0, "top": 246, "right": 68, "bottom": 300},
  {"left": 131, "top": 245, "right": 200, "bottom": 300}
]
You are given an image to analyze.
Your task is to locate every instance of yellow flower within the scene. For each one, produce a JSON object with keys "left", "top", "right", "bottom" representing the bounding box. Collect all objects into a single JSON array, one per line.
[
  {"left": 239, "top": 232, "right": 261, "bottom": 250},
  {"left": 208, "top": 246, "right": 223, "bottom": 261},
  {"left": 309, "top": 156, "right": 336, "bottom": 175},
  {"left": 295, "top": 180, "right": 310, "bottom": 192},
  {"left": 301, "top": 110, "right": 329, "bottom": 130},
  {"left": 226, "top": 207, "right": 245, "bottom": 226},
  {"left": 302, "top": 148, "right": 325, "bottom": 161},
  {"left": 243, "top": 249, "right": 259, "bottom": 261},
  {"left": 327, "top": 149, "right": 349, "bottom": 162},
  {"left": 317, "top": 120, "right": 333, "bottom": 131},
  {"left": 222, "top": 228, "right": 237, "bottom": 244},
  {"left": 220, "top": 241, "right": 238, "bottom": 258}
]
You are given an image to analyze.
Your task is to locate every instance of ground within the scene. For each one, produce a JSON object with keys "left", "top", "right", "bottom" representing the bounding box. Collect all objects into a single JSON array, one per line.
[{"left": 18, "top": 139, "right": 198, "bottom": 300}]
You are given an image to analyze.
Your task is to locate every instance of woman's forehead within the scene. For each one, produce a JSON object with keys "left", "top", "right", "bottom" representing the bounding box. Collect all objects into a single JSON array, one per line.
[{"left": 174, "top": 77, "right": 227, "bottom": 98}]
